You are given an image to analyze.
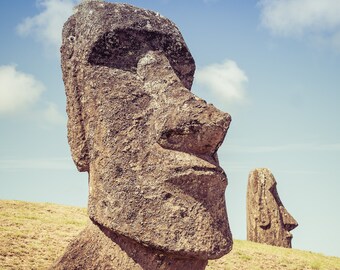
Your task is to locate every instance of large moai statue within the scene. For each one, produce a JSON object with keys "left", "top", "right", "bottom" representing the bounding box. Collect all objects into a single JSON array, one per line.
[
  {"left": 247, "top": 168, "right": 298, "bottom": 248},
  {"left": 52, "top": 1, "right": 233, "bottom": 269}
]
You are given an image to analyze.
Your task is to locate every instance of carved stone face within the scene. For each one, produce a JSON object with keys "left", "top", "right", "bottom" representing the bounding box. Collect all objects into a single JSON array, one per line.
[
  {"left": 247, "top": 168, "right": 298, "bottom": 248},
  {"left": 61, "top": 2, "right": 232, "bottom": 259}
]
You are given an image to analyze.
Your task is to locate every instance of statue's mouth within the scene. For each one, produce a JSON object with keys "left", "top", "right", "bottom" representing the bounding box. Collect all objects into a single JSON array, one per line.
[
  {"left": 170, "top": 163, "right": 225, "bottom": 176},
  {"left": 286, "top": 232, "right": 293, "bottom": 239},
  {"left": 165, "top": 166, "right": 227, "bottom": 209}
]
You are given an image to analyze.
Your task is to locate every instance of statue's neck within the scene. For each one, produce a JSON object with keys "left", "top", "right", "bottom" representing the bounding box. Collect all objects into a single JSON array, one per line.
[{"left": 52, "top": 219, "right": 208, "bottom": 270}]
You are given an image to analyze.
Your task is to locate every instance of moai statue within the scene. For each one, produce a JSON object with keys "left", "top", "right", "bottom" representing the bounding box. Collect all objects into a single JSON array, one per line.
[
  {"left": 52, "top": 1, "right": 233, "bottom": 269},
  {"left": 247, "top": 168, "right": 298, "bottom": 248}
]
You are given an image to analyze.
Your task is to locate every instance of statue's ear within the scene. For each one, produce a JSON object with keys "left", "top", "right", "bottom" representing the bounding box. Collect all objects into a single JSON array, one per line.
[
  {"left": 249, "top": 171, "right": 271, "bottom": 229},
  {"left": 259, "top": 207, "right": 271, "bottom": 229},
  {"left": 61, "top": 16, "right": 89, "bottom": 172},
  {"left": 258, "top": 175, "right": 271, "bottom": 229},
  {"left": 66, "top": 97, "right": 89, "bottom": 172}
]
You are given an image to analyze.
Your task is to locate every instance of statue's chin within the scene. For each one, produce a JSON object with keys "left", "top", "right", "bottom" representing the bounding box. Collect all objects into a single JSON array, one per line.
[
  {"left": 88, "top": 151, "right": 232, "bottom": 259},
  {"left": 89, "top": 194, "right": 232, "bottom": 260}
]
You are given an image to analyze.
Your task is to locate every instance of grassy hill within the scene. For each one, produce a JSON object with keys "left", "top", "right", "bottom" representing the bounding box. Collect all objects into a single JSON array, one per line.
[{"left": 0, "top": 200, "right": 339, "bottom": 270}]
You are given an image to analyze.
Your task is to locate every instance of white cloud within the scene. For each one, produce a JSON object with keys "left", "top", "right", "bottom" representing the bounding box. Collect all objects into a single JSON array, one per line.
[
  {"left": 42, "top": 102, "right": 66, "bottom": 125},
  {"left": 195, "top": 60, "right": 248, "bottom": 103},
  {"left": 0, "top": 65, "right": 45, "bottom": 114},
  {"left": 17, "top": 0, "right": 77, "bottom": 51},
  {"left": 0, "top": 65, "right": 65, "bottom": 126},
  {"left": 259, "top": 0, "right": 340, "bottom": 49}
]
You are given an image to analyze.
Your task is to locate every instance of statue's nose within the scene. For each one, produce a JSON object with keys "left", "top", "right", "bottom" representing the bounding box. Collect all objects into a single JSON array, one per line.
[
  {"left": 158, "top": 95, "right": 231, "bottom": 158},
  {"left": 279, "top": 206, "right": 298, "bottom": 231},
  {"left": 137, "top": 50, "right": 231, "bottom": 158}
]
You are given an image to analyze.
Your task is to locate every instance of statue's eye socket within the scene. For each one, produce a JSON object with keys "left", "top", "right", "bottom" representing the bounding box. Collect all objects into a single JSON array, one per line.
[
  {"left": 87, "top": 29, "right": 195, "bottom": 89},
  {"left": 88, "top": 29, "right": 163, "bottom": 72}
]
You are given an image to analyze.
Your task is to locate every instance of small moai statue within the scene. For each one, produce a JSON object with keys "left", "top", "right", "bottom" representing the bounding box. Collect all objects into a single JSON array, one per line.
[{"left": 247, "top": 168, "right": 298, "bottom": 248}]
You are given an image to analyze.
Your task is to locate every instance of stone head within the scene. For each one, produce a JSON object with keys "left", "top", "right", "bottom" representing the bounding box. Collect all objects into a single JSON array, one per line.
[
  {"left": 61, "top": 1, "right": 232, "bottom": 259},
  {"left": 247, "top": 168, "right": 298, "bottom": 248}
]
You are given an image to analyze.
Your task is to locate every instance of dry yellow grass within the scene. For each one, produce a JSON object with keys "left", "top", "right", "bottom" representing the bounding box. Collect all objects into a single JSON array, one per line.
[
  {"left": 207, "top": 240, "right": 340, "bottom": 270},
  {"left": 0, "top": 200, "right": 87, "bottom": 270},
  {"left": 0, "top": 200, "right": 339, "bottom": 270}
]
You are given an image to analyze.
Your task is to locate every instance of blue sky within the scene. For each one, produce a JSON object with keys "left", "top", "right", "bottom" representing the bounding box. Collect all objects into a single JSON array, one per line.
[{"left": 1, "top": 0, "right": 339, "bottom": 258}]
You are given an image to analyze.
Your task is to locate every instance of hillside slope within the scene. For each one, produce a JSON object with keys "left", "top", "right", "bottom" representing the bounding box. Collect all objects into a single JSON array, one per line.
[{"left": 0, "top": 200, "right": 339, "bottom": 270}]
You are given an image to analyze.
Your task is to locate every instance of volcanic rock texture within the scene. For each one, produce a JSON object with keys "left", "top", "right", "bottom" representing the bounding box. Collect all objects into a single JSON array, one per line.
[
  {"left": 52, "top": 1, "right": 233, "bottom": 269},
  {"left": 247, "top": 168, "right": 298, "bottom": 248}
]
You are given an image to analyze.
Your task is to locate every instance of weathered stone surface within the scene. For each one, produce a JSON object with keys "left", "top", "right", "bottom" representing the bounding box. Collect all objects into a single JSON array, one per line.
[
  {"left": 52, "top": 220, "right": 208, "bottom": 270},
  {"left": 53, "top": 1, "right": 232, "bottom": 269},
  {"left": 246, "top": 168, "right": 298, "bottom": 248}
]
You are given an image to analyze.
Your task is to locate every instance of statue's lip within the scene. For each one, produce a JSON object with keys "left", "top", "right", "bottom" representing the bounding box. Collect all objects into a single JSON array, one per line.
[
  {"left": 284, "top": 230, "right": 296, "bottom": 242},
  {"left": 167, "top": 165, "right": 228, "bottom": 187},
  {"left": 172, "top": 164, "right": 226, "bottom": 176},
  {"left": 192, "top": 165, "right": 226, "bottom": 178}
]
